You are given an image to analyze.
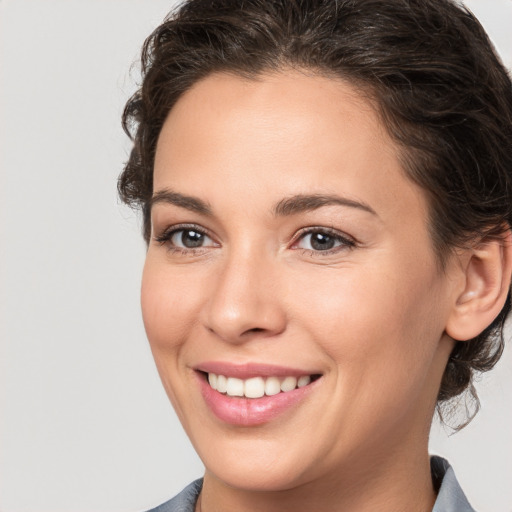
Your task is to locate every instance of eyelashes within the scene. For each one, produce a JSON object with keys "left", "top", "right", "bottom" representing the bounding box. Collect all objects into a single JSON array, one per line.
[{"left": 153, "top": 223, "right": 357, "bottom": 257}]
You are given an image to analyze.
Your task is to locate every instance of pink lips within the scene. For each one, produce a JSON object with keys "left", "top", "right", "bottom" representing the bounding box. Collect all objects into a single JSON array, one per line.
[{"left": 195, "top": 362, "right": 321, "bottom": 427}]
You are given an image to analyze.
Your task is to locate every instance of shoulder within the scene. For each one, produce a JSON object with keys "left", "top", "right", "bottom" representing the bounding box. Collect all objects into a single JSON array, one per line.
[
  {"left": 431, "top": 456, "right": 477, "bottom": 512},
  {"left": 146, "top": 479, "right": 203, "bottom": 512}
]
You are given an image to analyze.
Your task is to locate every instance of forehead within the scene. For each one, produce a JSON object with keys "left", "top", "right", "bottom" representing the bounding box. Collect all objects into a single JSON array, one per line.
[
  {"left": 156, "top": 70, "right": 388, "bottom": 167},
  {"left": 153, "top": 70, "right": 428, "bottom": 227}
]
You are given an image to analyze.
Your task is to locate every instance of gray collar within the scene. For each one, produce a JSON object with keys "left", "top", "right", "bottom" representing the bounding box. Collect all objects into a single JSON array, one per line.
[{"left": 431, "top": 456, "right": 476, "bottom": 512}]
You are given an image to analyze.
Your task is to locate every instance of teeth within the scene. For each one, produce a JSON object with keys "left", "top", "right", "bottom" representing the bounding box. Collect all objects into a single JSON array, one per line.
[
  {"left": 208, "top": 373, "right": 217, "bottom": 389},
  {"left": 216, "top": 374, "right": 227, "bottom": 393},
  {"left": 207, "top": 373, "right": 314, "bottom": 398},
  {"left": 280, "top": 376, "right": 297, "bottom": 392},
  {"left": 297, "top": 375, "right": 311, "bottom": 387},
  {"left": 244, "top": 377, "right": 265, "bottom": 398},
  {"left": 264, "top": 376, "right": 281, "bottom": 396},
  {"left": 226, "top": 377, "right": 244, "bottom": 397}
]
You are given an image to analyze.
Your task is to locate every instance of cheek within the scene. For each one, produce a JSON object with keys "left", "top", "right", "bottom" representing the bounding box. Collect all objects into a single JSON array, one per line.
[
  {"left": 140, "top": 258, "right": 200, "bottom": 353},
  {"left": 291, "top": 258, "right": 446, "bottom": 375},
  {"left": 292, "top": 264, "right": 447, "bottom": 445},
  {"left": 140, "top": 258, "right": 207, "bottom": 423}
]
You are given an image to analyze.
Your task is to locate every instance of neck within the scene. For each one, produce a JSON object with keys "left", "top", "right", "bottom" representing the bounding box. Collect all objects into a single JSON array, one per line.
[{"left": 198, "top": 442, "right": 436, "bottom": 512}]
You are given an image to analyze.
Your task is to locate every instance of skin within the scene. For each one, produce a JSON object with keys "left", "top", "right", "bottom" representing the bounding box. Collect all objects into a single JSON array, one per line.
[{"left": 141, "top": 70, "right": 510, "bottom": 512}]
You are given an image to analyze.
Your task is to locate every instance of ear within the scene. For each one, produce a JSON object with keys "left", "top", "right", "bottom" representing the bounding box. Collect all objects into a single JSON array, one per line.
[{"left": 445, "top": 230, "right": 512, "bottom": 342}]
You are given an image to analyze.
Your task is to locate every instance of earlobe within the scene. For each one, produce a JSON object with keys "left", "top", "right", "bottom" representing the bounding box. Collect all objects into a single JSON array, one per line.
[{"left": 446, "top": 230, "right": 512, "bottom": 342}]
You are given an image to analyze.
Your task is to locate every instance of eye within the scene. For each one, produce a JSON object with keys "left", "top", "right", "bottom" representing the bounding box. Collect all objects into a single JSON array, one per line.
[
  {"left": 154, "top": 224, "right": 217, "bottom": 251},
  {"left": 293, "top": 228, "right": 355, "bottom": 253},
  {"left": 171, "top": 229, "right": 213, "bottom": 248}
]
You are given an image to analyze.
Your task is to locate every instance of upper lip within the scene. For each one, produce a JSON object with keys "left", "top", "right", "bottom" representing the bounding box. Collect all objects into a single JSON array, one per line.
[{"left": 195, "top": 361, "right": 321, "bottom": 379}]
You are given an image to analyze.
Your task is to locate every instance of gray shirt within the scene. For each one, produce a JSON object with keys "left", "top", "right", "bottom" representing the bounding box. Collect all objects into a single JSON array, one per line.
[{"left": 148, "top": 456, "right": 475, "bottom": 512}]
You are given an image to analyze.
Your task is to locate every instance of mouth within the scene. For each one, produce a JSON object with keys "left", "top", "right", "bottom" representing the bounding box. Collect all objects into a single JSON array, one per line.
[
  {"left": 203, "top": 372, "right": 321, "bottom": 398},
  {"left": 195, "top": 364, "right": 323, "bottom": 426}
]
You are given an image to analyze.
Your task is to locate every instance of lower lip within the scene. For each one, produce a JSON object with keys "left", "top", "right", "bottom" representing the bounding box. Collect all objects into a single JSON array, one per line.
[{"left": 197, "top": 373, "right": 320, "bottom": 426}]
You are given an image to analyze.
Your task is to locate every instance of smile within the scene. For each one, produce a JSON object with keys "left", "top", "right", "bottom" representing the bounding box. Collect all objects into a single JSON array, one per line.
[
  {"left": 207, "top": 373, "right": 313, "bottom": 398},
  {"left": 196, "top": 365, "right": 322, "bottom": 426}
]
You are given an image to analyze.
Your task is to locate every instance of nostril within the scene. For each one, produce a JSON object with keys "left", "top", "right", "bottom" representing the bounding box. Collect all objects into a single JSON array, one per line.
[
  {"left": 246, "top": 327, "right": 264, "bottom": 334},
  {"left": 203, "top": 294, "right": 287, "bottom": 343}
]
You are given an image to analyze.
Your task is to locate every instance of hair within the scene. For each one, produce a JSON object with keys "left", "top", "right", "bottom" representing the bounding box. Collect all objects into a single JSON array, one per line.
[{"left": 119, "top": 0, "right": 512, "bottom": 426}]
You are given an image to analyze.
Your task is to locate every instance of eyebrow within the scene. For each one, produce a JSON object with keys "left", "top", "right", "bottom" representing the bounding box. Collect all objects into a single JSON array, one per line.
[
  {"left": 150, "top": 189, "right": 377, "bottom": 218},
  {"left": 273, "top": 194, "right": 377, "bottom": 217},
  {"left": 150, "top": 189, "right": 213, "bottom": 216}
]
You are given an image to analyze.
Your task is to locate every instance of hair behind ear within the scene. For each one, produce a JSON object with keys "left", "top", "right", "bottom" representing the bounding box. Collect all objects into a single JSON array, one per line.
[{"left": 437, "top": 230, "right": 512, "bottom": 428}]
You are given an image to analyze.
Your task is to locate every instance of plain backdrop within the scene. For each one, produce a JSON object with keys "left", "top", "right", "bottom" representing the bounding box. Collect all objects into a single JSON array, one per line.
[{"left": 1, "top": 1, "right": 511, "bottom": 511}]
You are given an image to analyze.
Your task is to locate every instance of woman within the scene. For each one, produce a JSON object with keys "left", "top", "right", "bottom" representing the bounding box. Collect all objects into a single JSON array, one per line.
[{"left": 119, "top": 0, "right": 512, "bottom": 510}]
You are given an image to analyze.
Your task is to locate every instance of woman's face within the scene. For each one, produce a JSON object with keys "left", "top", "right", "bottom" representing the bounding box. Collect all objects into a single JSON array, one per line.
[{"left": 142, "top": 71, "right": 457, "bottom": 491}]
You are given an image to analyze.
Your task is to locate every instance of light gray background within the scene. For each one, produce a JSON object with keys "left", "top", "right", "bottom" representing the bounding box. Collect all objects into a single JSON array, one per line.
[{"left": 1, "top": 1, "right": 511, "bottom": 511}]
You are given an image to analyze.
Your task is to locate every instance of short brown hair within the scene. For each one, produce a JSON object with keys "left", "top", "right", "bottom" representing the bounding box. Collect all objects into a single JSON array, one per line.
[{"left": 119, "top": 0, "right": 512, "bottom": 424}]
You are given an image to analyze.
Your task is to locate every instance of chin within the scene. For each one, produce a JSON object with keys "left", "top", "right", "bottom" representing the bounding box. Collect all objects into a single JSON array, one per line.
[
  {"left": 207, "top": 461, "right": 307, "bottom": 493},
  {"left": 195, "top": 431, "right": 325, "bottom": 492}
]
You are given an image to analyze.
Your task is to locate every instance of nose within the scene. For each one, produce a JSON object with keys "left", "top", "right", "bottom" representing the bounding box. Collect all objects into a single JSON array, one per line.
[{"left": 202, "top": 250, "right": 287, "bottom": 343}]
